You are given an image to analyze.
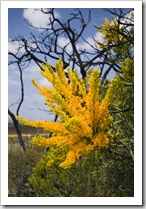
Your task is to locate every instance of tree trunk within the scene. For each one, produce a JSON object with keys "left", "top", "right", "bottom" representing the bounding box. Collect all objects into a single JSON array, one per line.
[{"left": 8, "top": 109, "right": 27, "bottom": 152}]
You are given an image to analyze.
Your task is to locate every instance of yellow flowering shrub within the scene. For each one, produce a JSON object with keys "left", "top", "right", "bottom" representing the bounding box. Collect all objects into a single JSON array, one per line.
[
  {"left": 17, "top": 59, "right": 116, "bottom": 168},
  {"left": 95, "top": 17, "right": 134, "bottom": 63},
  {"left": 96, "top": 18, "right": 124, "bottom": 48}
]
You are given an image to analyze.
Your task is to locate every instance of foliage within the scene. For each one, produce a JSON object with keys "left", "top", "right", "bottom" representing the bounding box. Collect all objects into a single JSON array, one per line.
[
  {"left": 17, "top": 59, "right": 117, "bottom": 169},
  {"left": 93, "top": 14, "right": 134, "bottom": 197},
  {"left": 95, "top": 13, "right": 134, "bottom": 63},
  {"left": 28, "top": 149, "right": 101, "bottom": 197},
  {"left": 106, "top": 58, "right": 134, "bottom": 196},
  {"left": 26, "top": 57, "right": 134, "bottom": 197}
]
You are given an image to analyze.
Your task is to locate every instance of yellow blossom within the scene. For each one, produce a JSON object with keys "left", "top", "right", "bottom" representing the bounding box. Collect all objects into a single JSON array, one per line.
[{"left": 17, "top": 59, "right": 116, "bottom": 168}]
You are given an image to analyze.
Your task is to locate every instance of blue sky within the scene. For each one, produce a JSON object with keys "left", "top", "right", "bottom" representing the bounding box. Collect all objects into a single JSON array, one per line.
[
  {"left": 8, "top": 8, "right": 112, "bottom": 38},
  {"left": 8, "top": 8, "right": 131, "bottom": 122}
]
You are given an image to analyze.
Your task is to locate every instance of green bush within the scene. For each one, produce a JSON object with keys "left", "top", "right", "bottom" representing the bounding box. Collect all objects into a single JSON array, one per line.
[{"left": 28, "top": 145, "right": 133, "bottom": 197}]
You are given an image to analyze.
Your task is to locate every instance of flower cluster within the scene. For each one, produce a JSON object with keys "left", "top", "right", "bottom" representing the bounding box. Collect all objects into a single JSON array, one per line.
[
  {"left": 95, "top": 18, "right": 125, "bottom": 49},
  {"left": 95, "top": 17, "right": 133, "bottom": 63},
  {"left": 17, "top": 59, "right": 116, "bottom": 168}
]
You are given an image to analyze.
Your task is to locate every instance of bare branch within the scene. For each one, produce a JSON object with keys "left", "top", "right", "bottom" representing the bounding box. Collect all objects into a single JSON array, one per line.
[
  {"left": 8, "top": 109, "right": 27, "bottom": 152},
  {"left": 16, "top": 63, "right": 24, "bottom": 115}
]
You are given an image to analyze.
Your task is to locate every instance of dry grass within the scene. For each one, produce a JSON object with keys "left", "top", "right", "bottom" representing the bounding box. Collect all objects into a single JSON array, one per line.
[{"left": 8, "top": 133, "right": 46, "bottom": 196}]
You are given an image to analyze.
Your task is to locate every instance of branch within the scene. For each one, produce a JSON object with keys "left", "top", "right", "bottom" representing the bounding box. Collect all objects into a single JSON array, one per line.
[
  {"left": 16, "top": 63, "right": 24, "bottom": 115},
  {"left": 8, "top": 109, "right": 27, "bottom": 152}
]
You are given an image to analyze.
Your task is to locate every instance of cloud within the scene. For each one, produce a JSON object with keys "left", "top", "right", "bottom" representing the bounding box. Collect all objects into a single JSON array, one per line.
[
  {"left": 94, "top": 31, "right": 104, "bottom": 44},
  {"left": 26, "top": 64, "right": 53, "bottom": 88},
  {"left": 23, "top": 8, "right": 60, "bottom": 29},
  {"left": 23, "top": 64, "right": 40, "bottom": 79},
  {"left": 120, "top": 10, "right": 134, "bottom": 31},
  {"left": 8, "top": 62, "right": 53, "bottom": 89},
  {"left": 111, "top": 10, "right": 134, "bottom": 31},
  {"left": 8, "top": 41, "right": 25, "bottom": 54},
  {"left": 8, "top": 63, "right": 40, "bottom": 90},
  {"left": 18, "top": 63, "right": 53, "bottom": 89},
  {"left": 8, "top": 78, "right": 20, "bottom": 86},
  {"left": 77, "top": 31, "right": 103, "bottom": 52},
  {"left": 58, "top": 37, "right": 72, "bottom": 54},
  {"left": 121, "top": 10, "right": 134, "bottom": 24},
  {"left": 38, "top": 77, "right": 53, "bottom": 88},
  {"left": 8, "top": 64, "right": 21, "bottom": 87},
  {"left": 8, "top": 41, "right": 18, "bottom": 54}
]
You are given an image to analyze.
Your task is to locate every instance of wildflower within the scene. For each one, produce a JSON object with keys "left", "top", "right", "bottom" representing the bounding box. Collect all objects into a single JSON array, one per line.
[{"left": 17, "top": 59, "right": 115, "bottom": 168}]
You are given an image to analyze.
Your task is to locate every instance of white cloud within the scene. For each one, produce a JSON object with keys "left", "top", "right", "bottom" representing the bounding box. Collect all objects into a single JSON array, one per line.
[
  {"left": 21, "top": 64, "right": 53, "bottom": 89},
  {"left": 121, "top": 10, "right": 134, "bottom": 25},
  {"left": 8, "top": 64, "right": 21, "bottom": 87},
  {"left": 8, "top": 63, "right": 40, "bottom": 89},
  {"left": 8, "top": 41, "right": 25, "bottom": 54},
  {"left": 8, "top": 41, "right": 18, "bottom": 54},
  {"left": 8, "top": 62, "right": 53, "bottom": 88},
  {"left": 8, "top": 63, "right": 18, "bottom": 72},
  {"left": 23, "top": 8, "right": 60, "bottom": 29},
  {"left": 120, "top": 10, "right": 134, "bottom": 31},
  {"left": 24, "top": 64, "right": 40, "bottom": 77},
  {"left": 22, "top": 64, "right": 43, "bottom": 86},
  {"left": 58, "top": 37, "right": 72, "bottom": 54},
  {"left": 94, "top": 31, "right": 104, "bottom": 44},
  {"left": 77, "top": 31, "right": 103, "bottom": 52},
  {"left": 111, "top": 10, "right": 134, "bottom": 31},
  {"left": 37, "top": 77, "right": 53, "bottom": 89},
  {"left": 8, "top": 78, "right": 20, "bottom": 86}
]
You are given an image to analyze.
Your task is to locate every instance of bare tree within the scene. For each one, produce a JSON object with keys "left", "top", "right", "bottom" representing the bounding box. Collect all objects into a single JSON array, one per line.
[{"left": 8, "top": 62, "right": 27, "bottom": 152}]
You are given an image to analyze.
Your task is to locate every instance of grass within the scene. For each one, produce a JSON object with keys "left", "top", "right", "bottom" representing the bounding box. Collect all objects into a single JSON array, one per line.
[{"left": 8, "top": 124, "right": 47, "bottom": 196}]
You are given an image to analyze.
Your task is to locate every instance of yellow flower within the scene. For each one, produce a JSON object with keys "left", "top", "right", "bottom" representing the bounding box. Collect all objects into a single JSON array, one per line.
[{"left": 17, "top": 59, "right": 116, "bottom": 168}]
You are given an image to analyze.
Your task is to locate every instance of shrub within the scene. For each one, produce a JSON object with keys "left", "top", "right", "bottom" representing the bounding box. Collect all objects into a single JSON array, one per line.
[{"left": 28, "top": 143, "right": 133, "bottom": 197}]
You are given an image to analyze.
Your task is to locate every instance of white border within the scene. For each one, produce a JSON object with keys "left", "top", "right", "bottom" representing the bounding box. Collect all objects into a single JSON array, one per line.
[
  {"left": 0, "top": 0, "right": 143, "bottom": 9},
  {"left": 1, "top": 0, "right": 142, "bottom": 206}
]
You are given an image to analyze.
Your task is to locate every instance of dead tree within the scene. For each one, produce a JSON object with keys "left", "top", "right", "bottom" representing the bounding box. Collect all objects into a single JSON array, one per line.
[{"left": 8, "top": 61, "right": 27, "bottom": 152}]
